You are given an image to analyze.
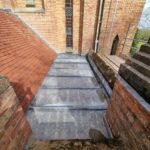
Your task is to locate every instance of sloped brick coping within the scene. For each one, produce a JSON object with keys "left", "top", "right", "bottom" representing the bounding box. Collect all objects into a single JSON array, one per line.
[{"left": 0, "top": 10, "right": 56, "bottom": 111}]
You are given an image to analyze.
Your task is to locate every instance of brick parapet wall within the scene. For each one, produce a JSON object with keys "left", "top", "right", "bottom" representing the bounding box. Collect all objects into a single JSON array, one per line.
[
  {"left": 106, "top": 41, "right": 150, "bottom": 149},
  {"left": 0, "top": 76, "right": 31, "bottom": 150},
  {"left": 106, "top": 76, "right": 150, "bottom": 149},
  {"left": 119, "top": 41, "right": 150, "bottom": 104},
  {"left": 0, "top": 11, "right": 56, "bottom": 111}
]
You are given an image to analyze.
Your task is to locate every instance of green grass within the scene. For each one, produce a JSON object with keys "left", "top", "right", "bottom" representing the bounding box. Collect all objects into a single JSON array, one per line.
[{"left": 130, "top": 28, "right": 150, "bottom": 56}]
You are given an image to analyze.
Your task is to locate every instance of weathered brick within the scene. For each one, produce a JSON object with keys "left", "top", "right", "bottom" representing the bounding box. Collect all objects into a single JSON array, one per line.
[
  {"left": 0, "top": 77, "right": 32, "bottom": 149},
  {"left": 106, "top": 79, "right": 150, "bottom": 150}
]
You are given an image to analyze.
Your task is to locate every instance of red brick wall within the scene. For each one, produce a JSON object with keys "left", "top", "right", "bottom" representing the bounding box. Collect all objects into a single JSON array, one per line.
[
  {"left": 0, "top": 76, "right": 31, "bottom": 150},
  {"left": 98, "top": 0, "right": 145, "bottom": 56},
  {"left": 106, "top": 79, "right": 150, "bottom": 149},
  {"left": 0, "top": 11, "right": 56, "bottom": 111}
]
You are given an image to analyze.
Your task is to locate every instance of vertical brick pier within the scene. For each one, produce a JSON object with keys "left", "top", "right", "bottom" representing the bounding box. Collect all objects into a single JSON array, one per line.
[{"left": 0, "top": 76, "right": 31, "bottom": 150}]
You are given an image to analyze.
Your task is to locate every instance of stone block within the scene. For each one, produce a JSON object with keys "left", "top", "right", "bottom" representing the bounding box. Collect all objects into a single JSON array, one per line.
[
  {"left": 126, "top": 58, "right": 150, "bottom": 78},
  {"left": 140, "top": 44, "right": 150, "bottom": 54},
  {"left": 133, "top": 52, "right": 150, "bottom": 66},
  {"left": 89, "top": 52, "right": 116, "bottom": 89},
  {"left": 119, "top": 64, "right": 150, "bottom": 104}
]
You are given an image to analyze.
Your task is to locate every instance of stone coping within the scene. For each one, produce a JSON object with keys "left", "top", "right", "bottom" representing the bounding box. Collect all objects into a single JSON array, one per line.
[
  {"left": 87, "top": 54, "right": 112, "bottom": 97},
  {"left": 117, "top": 75, "right": 150, "bottom": 113},
  {"left": 14, "top": 8, "right": 45, "bottom": 13}
]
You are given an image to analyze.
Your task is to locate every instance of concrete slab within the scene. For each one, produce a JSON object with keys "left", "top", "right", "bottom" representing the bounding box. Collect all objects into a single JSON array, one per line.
[
  {"left": 52, "top": 63, "right": 91, "bottom": 70},
  {"left": 26, "top": 109, "right": 109, "bottom": 140},
  {"left": 57, "top": 54, "right": 85, "bottom": 59},
  {"left": 47, "top": 68, "right": 94, "bottom": 77},
  {"left": 54, "top": 58, "right": 87, "bottom": 63},
  {"left": 32, "top": 89, "right": 107, "bottom": 109},
  {"left": 41, "top": 77, "right": 99, "bottom": 89}
]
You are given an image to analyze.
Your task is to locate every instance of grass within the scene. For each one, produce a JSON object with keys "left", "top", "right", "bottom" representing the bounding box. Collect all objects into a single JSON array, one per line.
[{"left": 130, "top": 28, "right": 150, "bottom": 56}]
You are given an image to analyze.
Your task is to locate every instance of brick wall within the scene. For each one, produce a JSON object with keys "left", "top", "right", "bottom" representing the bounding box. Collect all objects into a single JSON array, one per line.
[
  {"left": 0, "top": 0, "right": 145, "bottom": 55},
  {"left": 81, "top": 0, "right": 98, "bottom": 54},
  {"left": 13, "top": 0, "right": 43, "bottom": 9},
  {"left": 14, "top": 0, "right": 67, "bottom": 53},
  {"left": 0, "top": 76, "right": 31, "bottom": 150},
  {"left": 106, "top": 78, "right": 150, "bottom": 149},
  {"left": 98, "top": 0, "right": 145, "bottom": 57},
  {"left": 0, "top": 0, "right": 98, "bottom": 54},
  {"left": 106, "top": 42, "right": 150, "bottom": 149},
  {"left": 0, "top": 11, "right": 56, "bottom": 111}
]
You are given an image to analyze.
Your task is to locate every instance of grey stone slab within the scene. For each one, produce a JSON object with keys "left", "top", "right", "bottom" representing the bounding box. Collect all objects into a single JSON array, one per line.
[
  {"left": 33, "top": 89, "right": 107, "bottom": 108},
  {"left": 52, "top": 63, "right": 91, "bottom": 70},
  {"left": 47, "top": 68, "right": 94, "bottom": 77},
  {"left": 26, "top": 54, "right": 111, "bottom": 140},
  {"left": 54, "top": 58, "right": 87, "bottom": 63},
  {"left": 26, "top": 109, "right": 109, "bottom": 140},
  {"left": 41, "top": 77, "right": 100, "bottom": 89},
  {"left": 133, "top": 52, "right": 150, "bottom": 66},
  {"left": 57, "top": 54, "right": 85, "bottom": 59},
  {"left": 126, "top": 57, "right": 150, "bottom": 78}
]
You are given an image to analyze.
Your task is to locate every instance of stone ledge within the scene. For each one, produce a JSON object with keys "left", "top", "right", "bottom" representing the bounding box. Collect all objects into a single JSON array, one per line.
[
  {"left": 117, "top": 75, "right": 150, "bottom": 112},
  {"left": 133, "top": 52, "right": 150, "bottom": 66},
  {"left": 88, "top": 51, "right": 116, "bottom": 89},
  {"left": 87, "top": 53, "right": 112, "bottom": 97},
  {"left": 126, "top": 57, "right": 150, "bottom": 78},
  {"left": 0, "top": 76, "right": 10, "bottom": 95},
  {"left": 14, "top": 8, "right": 45, "bottom": 13},
  {"left": 119, "top": 63, "right": 150, "bottom": 104}
]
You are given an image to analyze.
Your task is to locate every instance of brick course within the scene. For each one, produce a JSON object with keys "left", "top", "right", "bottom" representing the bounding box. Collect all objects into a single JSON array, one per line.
[{"left": 0, "top": 11, "right": 56, "bottom": 111}]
